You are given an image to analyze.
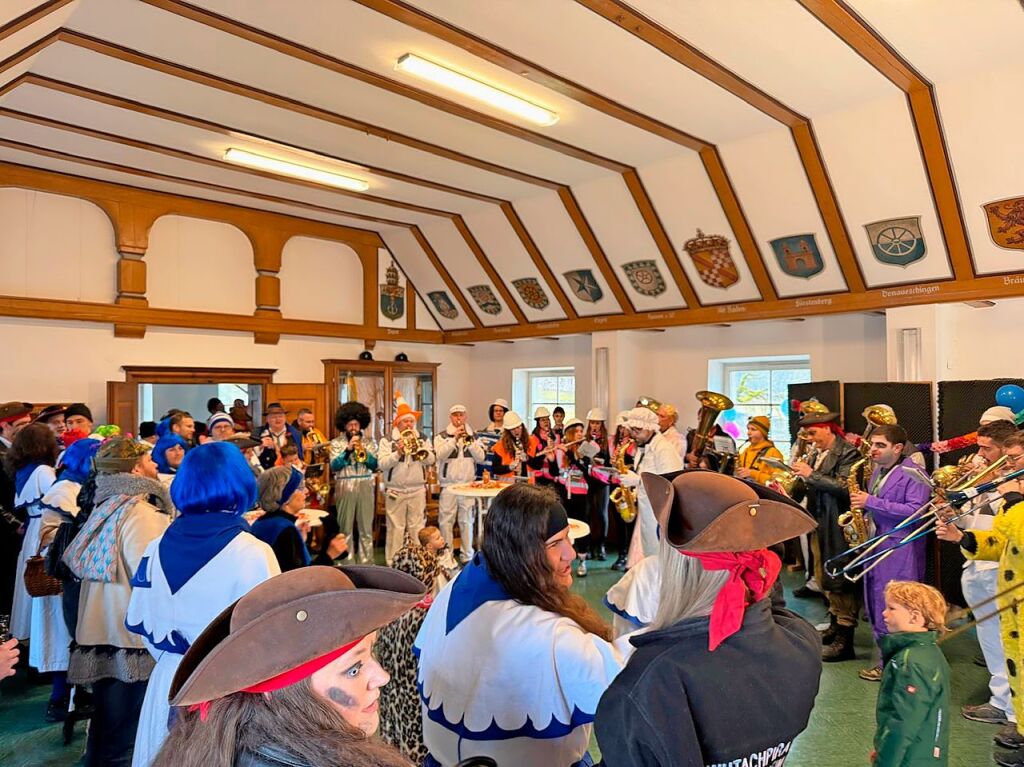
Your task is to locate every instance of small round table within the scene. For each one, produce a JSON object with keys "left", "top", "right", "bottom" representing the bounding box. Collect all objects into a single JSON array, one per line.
[{"left": 448, "top": 483, "right": 509, "bottom": 550}]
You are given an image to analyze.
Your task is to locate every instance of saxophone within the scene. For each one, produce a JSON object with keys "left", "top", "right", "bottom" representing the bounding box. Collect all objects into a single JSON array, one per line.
[
  {"left": 837, "top": 456, "right": 870, "bottom": 546},
  {"left": 609, "top": 439, "right": 638, "bottom": 523}
]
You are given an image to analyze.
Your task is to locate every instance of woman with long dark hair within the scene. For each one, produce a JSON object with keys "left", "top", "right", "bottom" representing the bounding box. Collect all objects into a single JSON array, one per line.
[
  {"left": 152, "top": 565, "right": 425, "bottom": 767},
  {"left": 7, "top": 423, "right": 62, "bottom": 718},
  {"left": 583, "top": 409, "right": 612, "bottom": 564},
  {"left": 415, "top": 483, "right": 636, "bottom": 766},
  {"left": 489, "top": 412, "right": 545, "bottom": 481}
]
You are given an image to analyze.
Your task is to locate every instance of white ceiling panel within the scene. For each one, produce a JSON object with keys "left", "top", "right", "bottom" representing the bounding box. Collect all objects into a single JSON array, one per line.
[
  {"left": 628, "top": 0, "right": 897, "bottom": 118},
  {"left": 811, "top": 90, "right": 953, "bottom": 288},
  {"left": 0, "top": 81, "right": 490, "bottom": 216},
  {"left": 27, "top": 41, "right": 544, "bottom": 200},
  {"left": 718, "top": 126, "right": 847, "bottom": 297},
  {"left": 571, "top": 174, "right": 685, "bottom": 310},
  {"left": 637, "top": 153, "right": 762, "bottom": 305},
  {"left": 66, "top": 0, "right": 606, "bottom": 185},
  {"left": 460, "top": 206, "right": 564, "bottom": 322},
  {"left": 415, "top": 293, "right": 440, "bottom": 331},
  {"left": 407, "top": 0, "right": 779, "bottom": 144},
  {"left": 512, "top": 191, "right": 622, "bottom": 316},
  {"left": 416, "top": 219, "right": 516, "bottom": 327},
  {"left": 379, "top": 226, "right": 473, "bottom": 330}
]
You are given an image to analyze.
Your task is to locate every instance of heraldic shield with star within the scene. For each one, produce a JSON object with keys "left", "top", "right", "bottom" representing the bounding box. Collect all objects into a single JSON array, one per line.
[
  {"left": 511, "top": 277, "right": 549, "bottom": 310},
  {"left": 770, "top": 234, "right": 824, "bottom": 279},
  {"left": 683, "top": 229, "right": 740, "bottom": 288},
  {"left": 864, "top": 216, "right": 926, "bottom": 266},
  {"left": 563, "top": 269, "right": 603, "bottom": 303},
  {"left": 983, "top": 196, "right": 1024, "bottom": 251},
  {"left": 427, "top": 290, "right": 459, "bottom": 320},
  {"left": 379, "top": 261, "right": 405, "bottom": 321},
  {"left": 467, "top": 284, "right": 502, "bottom": 315},
  {"left": 621, "top": 260, "right": 666, "bottom": 297}
]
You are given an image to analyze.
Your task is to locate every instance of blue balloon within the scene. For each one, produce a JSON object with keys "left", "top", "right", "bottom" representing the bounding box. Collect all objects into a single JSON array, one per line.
[
  {"left": 995, "top": 384, "right": 1024, "bottom": 413},
  {"left": 780, "top": 399, "right": 790, "bottom": 416}
]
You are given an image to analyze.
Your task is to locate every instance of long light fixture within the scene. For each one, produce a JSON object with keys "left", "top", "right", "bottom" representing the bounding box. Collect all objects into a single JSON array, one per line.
[
  {"left": 223, "top": 148, "right": 370, "bottom": 192},
  {"left": 395, "top": 53, "right": 558, "bottom": 127}
]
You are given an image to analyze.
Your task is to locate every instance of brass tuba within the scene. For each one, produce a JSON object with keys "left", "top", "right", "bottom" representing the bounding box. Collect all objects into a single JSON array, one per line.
[
  {"left": 691, "top": 390, "right": 734, "bottom": 460},
  {"left": 400, "top": 428, "right": 430, "bottom": 461},
  {"left": 609, "top": 439, "right": 638, "bottom": 523}
]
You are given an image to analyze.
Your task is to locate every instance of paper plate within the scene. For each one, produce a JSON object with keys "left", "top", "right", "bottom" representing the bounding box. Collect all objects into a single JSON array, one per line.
[{"left": 567, "top": 518, "right": 590, "bottom": 542}]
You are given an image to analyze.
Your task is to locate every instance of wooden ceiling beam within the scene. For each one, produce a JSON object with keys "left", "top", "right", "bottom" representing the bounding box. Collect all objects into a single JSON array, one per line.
[
  {"left": 797, "top": 0, "right": 974, "bottom": 281},
  {"left": 410, "top": 227, "right": 484, "bottom": 330},
  {"left": 558, "top": 187, "right": 636, "bottom": 315},
  {"left": 452, "top": 217, "right": 529, "bottom": 324},
  {"left": 500, "top": 202, "right": 578, "bottom": 320},
  {"left": 0, "top": 104, "right": 456, "bottom": 220},
  {"left": 0, "top": 136, "right": 413, "bottom": 227},
  {"left": 0, "top": 0, "right": 74, "bottom": 43},
  {"left": 351, "top": 0, "right": 707, "bottom": 152},
  {"left": 23, "top": 73, "right": 509, "bottom": 206},
  {"left": 622, "top": 169, "right": 700, "bottom": 308},
  {"left": 0, "top": 27, "right": 61, "bottom": 77},
  {"left": 59, "top": 30, "right": 563, "bottom": 190},
  {"left": 143, "top": 0, "right": 629, "bottom": 173},
  {"left": 578, "top": 0, "right": 864, "bottom": 295}
]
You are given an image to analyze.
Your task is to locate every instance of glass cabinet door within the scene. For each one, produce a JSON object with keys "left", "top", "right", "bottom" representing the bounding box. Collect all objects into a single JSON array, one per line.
[
  {"left": 394, "top": 372, "right": 435, "bottom": 439},
  {"left": 336, "top": 369, "right": 388, "bottom": 442}
]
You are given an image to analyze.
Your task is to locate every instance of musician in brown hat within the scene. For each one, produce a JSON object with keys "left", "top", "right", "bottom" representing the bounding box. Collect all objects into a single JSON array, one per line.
[
  {"left": 152, "top": 565, "right": 426, "bottom": 767},
  {"left": 595, "top": 471, "right": 821, "bottom": 767}
]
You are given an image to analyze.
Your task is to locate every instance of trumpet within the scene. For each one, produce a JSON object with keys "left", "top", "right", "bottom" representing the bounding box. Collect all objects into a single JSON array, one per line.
[
  {"left": 399, "top": 428, "right": 430, "bottom": 462},
  {"left": 827, "top": 455, "right": 1010, "bottom": 581},
  {"left": 349, "top": 435, "right": 368, "bottom": 464}
]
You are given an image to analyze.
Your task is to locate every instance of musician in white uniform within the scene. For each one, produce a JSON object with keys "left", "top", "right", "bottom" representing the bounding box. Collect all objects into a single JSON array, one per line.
[
  {"left": 434, "top": 405, "right": 485, "bottom": 563},
  {"left": 619, "top": 407, "right": 685, "bottom": 563}
]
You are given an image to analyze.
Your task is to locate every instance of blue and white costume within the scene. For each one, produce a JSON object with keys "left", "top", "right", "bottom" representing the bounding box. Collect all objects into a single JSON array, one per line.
[
  {"left": 126, "top": 516, "right": 279, "bottom": 767},
  {"left": 604, "top": 554, "right": 661, "bottom": 639},
  {"left": 10, "top": 464, "right": 57, "bottom": 643},
  {"left": 415, "top": 554, "right": 636, "bottom": 767}
]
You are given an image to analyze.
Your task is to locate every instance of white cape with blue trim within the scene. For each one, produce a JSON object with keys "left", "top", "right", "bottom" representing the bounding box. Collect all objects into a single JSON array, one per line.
[
  {"left": 126, "top": 531, "right": 278, "bottom": 767},
  {"left": 414, "top": 566, "right": 639, "bottom": 767},
  {"left": 604, "top": 554, "right": 661, "bottom": 639}
]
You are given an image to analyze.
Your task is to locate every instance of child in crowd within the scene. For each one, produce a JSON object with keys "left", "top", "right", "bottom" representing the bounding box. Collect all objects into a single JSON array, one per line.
[
  {"left": 280, "top": 443, "right": 302, "bottom": 469},
  {"left": 418, "top": 525, "right": 460, "bottom": 595},
  {"left": 873, "top": 581, "right": 950, "bottom": 767}
]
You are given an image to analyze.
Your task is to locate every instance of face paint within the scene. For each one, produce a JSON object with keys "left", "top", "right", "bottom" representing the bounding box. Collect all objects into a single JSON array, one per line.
[{"left": 327, "top": 686, "right": 358, "bottom": 708}]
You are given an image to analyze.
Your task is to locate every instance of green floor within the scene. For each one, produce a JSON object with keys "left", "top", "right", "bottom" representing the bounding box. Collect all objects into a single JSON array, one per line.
[{"left": 0, "top": 560, "right": 1010, "bottom": 766}]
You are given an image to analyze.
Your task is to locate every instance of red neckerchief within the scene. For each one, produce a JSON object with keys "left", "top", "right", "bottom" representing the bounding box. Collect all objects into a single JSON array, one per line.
[{"left": 680, "top": 549, "right": 781, "bottom": 651}]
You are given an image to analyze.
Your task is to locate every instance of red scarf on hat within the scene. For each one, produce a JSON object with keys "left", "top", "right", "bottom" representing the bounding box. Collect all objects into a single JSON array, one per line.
[{"left": 681, "top": 549, "right": 781, "bottom": 651}]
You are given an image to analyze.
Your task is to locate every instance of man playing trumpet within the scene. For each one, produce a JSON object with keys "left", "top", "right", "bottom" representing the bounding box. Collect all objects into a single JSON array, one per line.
[
  {"left": 329, "top": 402, "right": 378, "bottom": 564},
  {"left": 434, "top": 405, "right": 485, "bottom": 563},
  {"left": 847, "top": 424, "right": 931, "bottom": 681}
]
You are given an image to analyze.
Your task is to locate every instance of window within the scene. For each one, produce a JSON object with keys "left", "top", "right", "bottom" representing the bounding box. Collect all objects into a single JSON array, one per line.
[
  {"left": 721, "top": 360, "right": 811, "bottom": 455},
  {"left": 527, "top": 369, "right": 576, "bottom": 421}
]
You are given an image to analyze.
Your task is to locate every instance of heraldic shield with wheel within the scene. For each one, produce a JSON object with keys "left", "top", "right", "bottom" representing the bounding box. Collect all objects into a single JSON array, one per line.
[
  {"left": 379, "top": 261, "right": 405, "bottom": 321},
  {"left": 864, "top": 216, "right": 926, "bottom": 266},
  {"left": 511, "top": 277, "right": 549, "bottom": 310},
  {"left": 682, "top": 229, "right": 739, "bottom": 288}
]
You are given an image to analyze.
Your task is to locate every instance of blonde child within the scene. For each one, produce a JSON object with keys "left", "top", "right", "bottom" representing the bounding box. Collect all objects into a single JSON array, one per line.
[
  {"left": 418, "top": 525, "right": 460, "bottom": 595},
  {"left": 873, "top": 581, "right": 950, "bottom": 767}
]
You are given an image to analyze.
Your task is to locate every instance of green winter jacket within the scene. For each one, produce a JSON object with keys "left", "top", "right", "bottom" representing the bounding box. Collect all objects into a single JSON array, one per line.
[{"left": 874, "top": 631, "right": 950, "bottom": 767}]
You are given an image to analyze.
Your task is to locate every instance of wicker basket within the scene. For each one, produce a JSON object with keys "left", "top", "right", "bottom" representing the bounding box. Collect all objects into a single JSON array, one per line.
[{"left": 24, "top": 553, "right": 62, "bottom": 597}]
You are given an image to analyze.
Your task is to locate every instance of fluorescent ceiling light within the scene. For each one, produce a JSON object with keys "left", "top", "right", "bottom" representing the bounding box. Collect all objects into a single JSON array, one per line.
[
  {"left": 396, "top": 53, "right": 558, "bottom": 127},
  {"left": 223, "top": 148, "right": 369, "bottom": 192}
]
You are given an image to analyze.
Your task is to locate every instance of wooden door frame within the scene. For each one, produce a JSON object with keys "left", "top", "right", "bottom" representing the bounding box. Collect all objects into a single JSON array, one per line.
[
  {"left": 112, "top": 366, "right": 277, "bottom": 432},
  {"left": 323, "top": 359, "right": 440, "bottom": 436}
]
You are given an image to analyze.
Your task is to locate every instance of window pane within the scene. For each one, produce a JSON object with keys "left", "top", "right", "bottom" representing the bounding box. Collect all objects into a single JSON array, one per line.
[
  {"left": 730, "top": 370, "right": 771, "bottom": 406},
  {"left": 770, "top": 368, "right": 811, "bottom": 404}
]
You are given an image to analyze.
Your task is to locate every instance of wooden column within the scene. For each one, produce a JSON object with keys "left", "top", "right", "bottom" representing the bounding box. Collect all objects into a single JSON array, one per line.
[
  {"left": 107, "top": 201, "right": 159, "bottom": 338},
  {"left": 248, "top": 228, "right": 289, "bottom": 345}
]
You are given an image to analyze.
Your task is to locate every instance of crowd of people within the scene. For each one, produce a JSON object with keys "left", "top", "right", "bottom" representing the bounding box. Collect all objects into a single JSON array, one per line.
[{"left": 3, "top": 389, "right": 1024, "bottom": 766}]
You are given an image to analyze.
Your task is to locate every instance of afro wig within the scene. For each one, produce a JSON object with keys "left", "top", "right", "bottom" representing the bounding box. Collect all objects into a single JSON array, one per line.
[{"left": 335, "top": 401, "right": 371, "bottom": 432}]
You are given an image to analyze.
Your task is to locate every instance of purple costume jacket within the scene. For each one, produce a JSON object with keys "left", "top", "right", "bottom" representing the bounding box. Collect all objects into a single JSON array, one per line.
[{"left": 863, "top": 456, "right": 932, "bottom": 641}]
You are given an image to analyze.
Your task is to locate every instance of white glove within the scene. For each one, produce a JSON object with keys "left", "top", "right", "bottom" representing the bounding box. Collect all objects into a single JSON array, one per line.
[{"left": 619, "top": 470, "right": 640, "bottom": 488}]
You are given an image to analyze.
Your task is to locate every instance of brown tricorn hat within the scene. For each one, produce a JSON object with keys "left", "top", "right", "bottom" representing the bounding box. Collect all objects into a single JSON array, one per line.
[
  {"left": 797, "top": 410, "right": 840, "bottom": 426},
  {"left": 169, "top": 565, "right": 426, "bottom": 706},
  {"left": 642, "top": 470, "right": 816, "bottom": 553}
]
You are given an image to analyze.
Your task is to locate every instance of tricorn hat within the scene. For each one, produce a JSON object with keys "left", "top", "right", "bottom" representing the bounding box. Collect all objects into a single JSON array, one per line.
[
  {"left": 797, "top": 410, "right": 840, "bottom": 426},
  {"left": 263, "top": 402, "right": 288, "bottom": 417},
  {"left": 34, "top": 404, "right": 67, "bottom": 423},
  {"left": 642, "top": 470, "right": 815, "bottom": 552},
  {"left": 169, "top": 565, "right": 426, "bottom": 706},
  {"left": 0, "top": 401, "right": 33, "bottom": 423}
]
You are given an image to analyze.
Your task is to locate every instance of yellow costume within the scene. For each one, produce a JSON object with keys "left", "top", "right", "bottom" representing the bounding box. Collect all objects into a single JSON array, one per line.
[
  {"left": 737, "top": 440, "right": 784, "bottom": 485},
  {"left": 962, "top": 495, "right": 1024, "bottom": 735}
]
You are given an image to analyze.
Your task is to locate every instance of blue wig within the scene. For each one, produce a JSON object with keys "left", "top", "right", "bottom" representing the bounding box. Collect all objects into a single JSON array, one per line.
[
  {"left": 59, "top": 438, "right": 101, "bottom": 484},
  {"left": 171, "top": 441, "right": 257, "bottom": 516},
  {"left": 152, "top": 434, "right": 188, "bottom": 475}
]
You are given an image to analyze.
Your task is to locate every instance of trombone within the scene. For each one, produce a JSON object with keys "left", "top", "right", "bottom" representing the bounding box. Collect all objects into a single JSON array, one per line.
[
  {"left": 940, "top": 578, "right": 1024, "bottom": 645},
  {"left": 826, "top": 455, "right": 1010, "bottom": 582}
]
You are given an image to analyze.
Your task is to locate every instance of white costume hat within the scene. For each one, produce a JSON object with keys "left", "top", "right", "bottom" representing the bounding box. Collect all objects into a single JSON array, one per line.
[
  {"left": 615, "top": 410, "right": 629, "bottom": 426},
  {"left": 563, "top": 417, "right": 584, "bottom": 431},
  {"left": 626, "top": 407, "right": 659, "bottom": 431},
  {"left": 449, "top": 404, "right": 467, "bottom": 414},
  {"left": 491, "top": 398, "right": 510, "bottom": 410},
  {"left": 585, "top": 408, "right": 606, "bottom": 422},
  {"left": 981, "top": 405, "right": 1015, "bottom": 425},
  {"left": 502, "top": 411, "right": 524, "bottom": 430},
  {"left": 533, "top": 406, "right": 551, "bottom": 419}
]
